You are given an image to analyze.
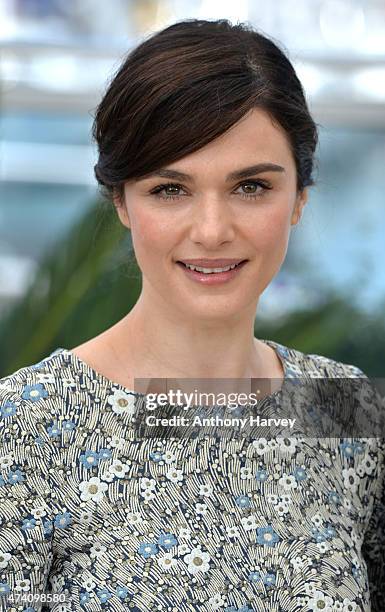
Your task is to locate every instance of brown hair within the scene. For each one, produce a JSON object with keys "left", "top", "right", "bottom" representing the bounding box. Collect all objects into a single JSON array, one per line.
[{"left": 93, "top": 18, "right": 318, "bottom": 205}]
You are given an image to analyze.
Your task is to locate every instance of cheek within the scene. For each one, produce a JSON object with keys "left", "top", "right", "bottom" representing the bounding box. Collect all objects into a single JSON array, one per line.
[
  {"left": 246, "top": 204, "right": 291, "bottom": 250},
  {"left": 129, "top": 209, "right": 174, "bottom": 261}
]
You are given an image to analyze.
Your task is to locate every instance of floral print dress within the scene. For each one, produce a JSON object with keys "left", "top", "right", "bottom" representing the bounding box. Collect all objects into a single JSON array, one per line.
[{"left": 0, "top": 339, "right": 383, "bottom": 612}]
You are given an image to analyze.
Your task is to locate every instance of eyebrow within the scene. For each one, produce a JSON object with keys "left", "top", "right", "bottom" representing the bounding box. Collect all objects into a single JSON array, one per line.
[{"left": 137, "top": 162, "right": 285, "bottom": 183}]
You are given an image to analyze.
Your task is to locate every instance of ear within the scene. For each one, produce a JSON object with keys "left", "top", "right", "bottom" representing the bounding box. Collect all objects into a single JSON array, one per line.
[
  {"left": 291, "top": 187, "right": 308, "bottom": 226},
  {"left": 113, "top": 190, "right": 131, "bottom": 229}
]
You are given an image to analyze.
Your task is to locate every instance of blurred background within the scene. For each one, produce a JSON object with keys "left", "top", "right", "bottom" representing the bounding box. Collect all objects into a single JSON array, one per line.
[{"left": 0, "top": 0, "right": 384, "bottom": 376}]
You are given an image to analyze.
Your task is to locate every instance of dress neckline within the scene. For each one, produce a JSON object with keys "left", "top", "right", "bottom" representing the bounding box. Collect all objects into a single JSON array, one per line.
[{"left": 51, "top": 338, "right": 292, "bottom": 398}]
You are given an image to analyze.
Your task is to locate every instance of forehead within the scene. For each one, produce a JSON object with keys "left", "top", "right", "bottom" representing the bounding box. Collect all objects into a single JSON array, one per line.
[{"left": 170, "top": 108, "right": 293, "bottom": 171}]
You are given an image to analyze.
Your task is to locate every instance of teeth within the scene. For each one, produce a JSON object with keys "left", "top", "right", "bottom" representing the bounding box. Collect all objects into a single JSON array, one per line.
[{"left": 184, "top": 262, "right": 239, "bottom": 273}]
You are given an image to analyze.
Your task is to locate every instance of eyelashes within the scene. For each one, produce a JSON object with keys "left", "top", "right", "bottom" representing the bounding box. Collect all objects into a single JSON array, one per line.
[{"left": 149, "top": 180, "right": 273, "bottom": 201}]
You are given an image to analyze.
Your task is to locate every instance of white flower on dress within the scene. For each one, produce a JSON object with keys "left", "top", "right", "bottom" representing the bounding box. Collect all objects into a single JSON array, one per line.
[
  {"left": 0, "top": 454, "right": 14, "bottom": 469},
  {"left": 280, "top": 494, "right": 292, "bottom": 504},
  {"left": 79, "top": 510, "right": 94, "bottom": 525},
  {"left": 178, "top": 527, "right": 192, "bottom": 539},
  {"left": 31, "top": 506, "right": 47, "bottom": 519},
  {"left": 81, "top": 575, "right": 96, "bottom": 591},
  {"left": 36, "top": 372, "right": 55, "bottom": 384},
  {"left": 208, "top": 592, "right": 226, "bottom": 609},
  {"left": 290, "top": 556, "right": 306, "bottom": 572},
  {"left": 158, "top": 552, "right": 177, "bottom": 571},
  {"left": 162, "top": 450, "right": 177, "bottom": 464},
  {"left": 90, "top": 542, "right": 107, "bottom": 559},
  {"left": 183, "top": 547, "right": 211, "bottom": 574},
  {"left": 316, "top": 541, "right": 329, "bottom": 553},
  {"left": 100, "top": 469, "right": 115, "bottom": 483},
  {"left": 278, "top": 473, "right": 297, "bottom": 490},
  {"left": 359, "top": 455, "right": 376, "bottom": 476},
  {"left": 107, "top": 390, "right": 136, "bottom": 415},
  {"left": 126, "top": 511, "right": 142, "bottom": 525},
  {"left": 241, "top": 514, "right": 258, "bottom": 531},
  {"left": 0, "top": 551, "right": 11, "bottom": 569},
  {"left": 109, "top": 459, "right": 130, "bottom": 478},
  {"left": 342, "top": 598, "right": 358, "bottom": 611},
  {"left": 62, "top": 378, "right": 77, "bottom": 389},
  {"left": 140, "top": 477, "right": 157, "bottom": 490},
  {"left": 307, "top": 590, "right": 334, "bottom": 611},
  {"left": 79, "top": 476, "right": 108, "bottom": 503},
  {"left": 226, "top": 525, "right": 240, "bottom": 538},
  {"left": 267, "top": 493, "right": 279, "bottom": 505},
  {"left": 166, "top": 467, "right": 184, "bottom": 483},
  {"left": 198, "top": 483, "right": 214, "bottom": 496},
  {"left": 252, "top": 438, "right": 269, "bottom": 455},
  {"left": 342, "top": 468, "right": 359, "bottom": 493},
  {"left": 178, "top": 543, "right": 191, "bottom": 555},
  {"left": 240, "top": 466, "right": 253, "bottom": 479},
  {"left": 195, "top": 503, "right": 208, "bottom": 515},
  {"left": 108, "top": 435, "right": 125, "bottom": 450},
  {"left": 49, "top": 574, "right": 64, "bottom": 592},
  {"left": 276, "top": 437, "right": 297, "bottom": 454},
  {"left": 141, "top": 489, "right": 156, "bottom": 501},
  {"left": 311, "top": 513, "right": 324, "bottom": 528},
  {"left": 275, "top": 501, "right": 289, "bottom": 517}
]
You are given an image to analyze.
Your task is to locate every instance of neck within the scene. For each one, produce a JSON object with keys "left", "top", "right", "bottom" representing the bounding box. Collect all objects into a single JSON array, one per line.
[{"left": 108, "top": 289, "right": 265, "bottom": 380}]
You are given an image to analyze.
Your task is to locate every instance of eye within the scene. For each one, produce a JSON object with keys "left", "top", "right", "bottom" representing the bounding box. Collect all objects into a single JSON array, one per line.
[
  {"left": 149, "top": 180, "right": 272, "bottom": 201},
  {"left": 235, "top": 180, "right": 272, "bottom": 199}
]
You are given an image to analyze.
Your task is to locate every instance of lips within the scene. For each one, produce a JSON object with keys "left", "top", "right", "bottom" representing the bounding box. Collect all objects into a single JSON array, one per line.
[{"left": 177, "top": 258, "right": 247, "bottom": 268}]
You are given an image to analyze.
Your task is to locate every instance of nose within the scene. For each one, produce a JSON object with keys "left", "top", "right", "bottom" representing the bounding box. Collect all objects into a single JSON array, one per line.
[{"left": 188, "top": 195, "right": 236, "bottom": 248}]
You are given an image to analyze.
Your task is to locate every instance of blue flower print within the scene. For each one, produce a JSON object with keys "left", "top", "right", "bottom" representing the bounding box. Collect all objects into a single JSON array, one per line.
[
  {"left": 21, "top": 383, "right": 48, "bottom": 402},
  {"left": 312, "top": 528, "right": 326, "bottom": 542},
  {"left": 224, "top": 607, "right": 237, "bottom": 612},
  {"left": 150, "top": 450, "right": 163, "bottom": 462},
  {"left": 24, "top": 607, "right": 37, "bottom": 612},
  {"left": 0, "top": 400, "right": 17, "bottom": 418},
  {"left": 353, "top": 442, "right": 365, "bottom": 455},
  {"left": 340, "top": 441, "right": 355, "bottom": 458},
  {"left": 98, "top": 448, "right": 112, "bottom": 460},
  {"left": 46, "top": 423, "right": 61, "bottom": 438},
  {"left": 293, "top": 466, "right": 307, "bottom": 481},
  {"left": 79, "top": 591, "right": 90, "bottom": 605},
  {"left": 328, "top": 490, "right": 341, "bottom": 505},
  {"left": 79, "top": 450, "right": 100, "bottom": 469},
  {"left": 0, "top": 583, "right": 10, "bottom": 596},
  {"left": 256, "top": 526, "right": 280, "bottom": 547},
  {"left": 96, "top": 588, "right": 112, "bottom": 603},
  {"left": 116, "top": 585, "right": 129, "bottom": 599},
  {"left": 158, "top": 532, "right": 178, "bottom": 549},
  {"left": 138, "top": 542, "right": 158, "bottom": 558},
  {"left": 255, "top": 469, "right": 268, "bottom": 482},
  {"left": 235, "top": 494, "right": 251, "bottom": 508},
  {"left": 324, "top": 524, "right": 336, "bottom": 539},
  {"left": 34, "top": 435, "right": 45, "bottom": 447},
  {"left": 62, "top": 420, "right": 76, "bottom": 431},
  {"left": 21, "top": 518, "right": 36, "bottom": 531},
  {"left": 0, "top": 476, "right": 6, "bottom": 487},
  {"left": 43, "top": 520, "right": 53, "bottom": 536},
  {"left": 54, "top": 512, "right": 72, "bottom": 528},
  {"left": 238, "top": 606, "right": 253, "bottom": 612},
  {"left": 263, "top": 572, "right": 276, "bottom": 587},
  {"left": 248, "top": 571, "right": 261, "bottom": 582},
  {"left": 7, "top": 469, "right": 25, "bottom": 484}
]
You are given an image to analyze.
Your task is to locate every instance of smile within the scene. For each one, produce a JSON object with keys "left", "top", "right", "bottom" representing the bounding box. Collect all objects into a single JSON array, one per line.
[{"left": 176, "top": 260, "right": 248, "bottom": 284}]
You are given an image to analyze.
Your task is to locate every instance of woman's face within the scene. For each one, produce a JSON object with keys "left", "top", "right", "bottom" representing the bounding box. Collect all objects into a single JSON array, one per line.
[{"left": 116, "top": 108, "right": 308, "bottom": 322}]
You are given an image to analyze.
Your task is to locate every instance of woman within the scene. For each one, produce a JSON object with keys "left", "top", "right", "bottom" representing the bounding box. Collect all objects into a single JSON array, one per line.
[{"left": 0, "top": 18, "right": 383, "bottom": 612}]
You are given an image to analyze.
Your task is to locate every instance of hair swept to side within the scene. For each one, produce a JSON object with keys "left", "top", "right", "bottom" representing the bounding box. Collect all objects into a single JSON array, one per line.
[{"left": 93, "top": 18, "right": 318, "bottom": 204}]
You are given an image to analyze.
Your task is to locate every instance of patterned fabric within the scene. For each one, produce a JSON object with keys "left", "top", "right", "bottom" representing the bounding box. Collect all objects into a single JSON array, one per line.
[{"left": 0, "top": 339, "right": 383, "bottom": 612}]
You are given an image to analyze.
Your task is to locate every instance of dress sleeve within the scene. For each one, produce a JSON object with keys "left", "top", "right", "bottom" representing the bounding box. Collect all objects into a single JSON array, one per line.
[
  {"left": 0, "top": 381, "right": 55, "bottom": 611},
  {"left": 361, "top": 438, "right": 385, "bottom": 612}
]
